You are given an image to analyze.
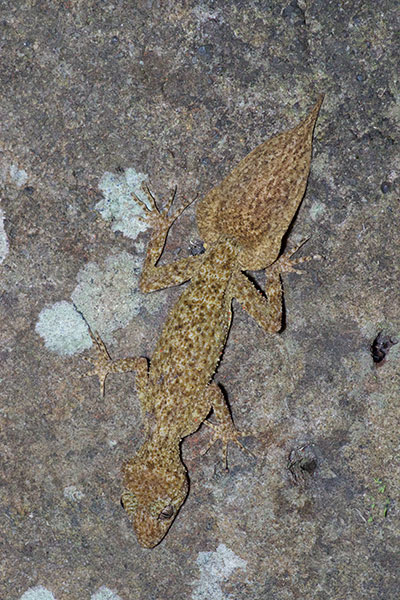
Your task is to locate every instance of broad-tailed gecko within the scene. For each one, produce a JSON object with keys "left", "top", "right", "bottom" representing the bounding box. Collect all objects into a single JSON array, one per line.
[{"left": 83, "top": 96, "right": 323, "bottom": 547}]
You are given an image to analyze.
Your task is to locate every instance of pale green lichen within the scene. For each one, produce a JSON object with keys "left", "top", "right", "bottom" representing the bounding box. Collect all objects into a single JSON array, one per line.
[
  {"left": 19, "top": 586, "right": 56, "bottom": 600},
  {"left": 96, "top": 167, "right": 151, "bottom": 238},
  {"left": 193, "top": 544, "right": 247, "bottom": 600},
  {"left": 91, "top": 586, "right": 123, "bottom": 600},
  {"left": 0, "top": 207, "right": 9, "bottom": 264},
  {"left": 36, "top": 167, "right": 163, "bottom": 355},
  {"left": 71, "top": 250, "right": 159, "bottom": 337},
  {"left": 309, "top": 200, "right": 326, "bottom": 220},
  {"left": 35, "top": 301, "right": 90, "bottom": 356},
  {"left": 18, "top": 587, "right": 122, "bottom": 600},
  {"left": 36, "top": 251, "right": 161, "bottom": 355},
  {"left": 63, "top": 485, "right": 85, "bottom": 502},
  {"left": 9, "top": 163, "right": 28, "bottom": 188}
]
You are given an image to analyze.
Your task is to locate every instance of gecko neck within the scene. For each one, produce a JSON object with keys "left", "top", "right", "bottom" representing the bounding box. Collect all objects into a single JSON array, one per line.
[{"left": 139, "top": 432, "right": 183, "bottom": 469}]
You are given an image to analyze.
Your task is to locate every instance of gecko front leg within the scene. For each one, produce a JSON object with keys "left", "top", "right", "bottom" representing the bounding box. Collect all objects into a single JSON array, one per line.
[{"left": 132, "top": 185, "right": 202, "bottom": 292}]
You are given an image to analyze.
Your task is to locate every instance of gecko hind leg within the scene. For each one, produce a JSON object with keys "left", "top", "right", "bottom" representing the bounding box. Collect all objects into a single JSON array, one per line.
[
  {"left": 270, "top": 238, "right": 322, "bottom": 276},
  {"left": 231, "top": 239, "right": 321, "bottom": 335},
  {"left": 201, "top": 384, "right": 255, "bottom": 470}
]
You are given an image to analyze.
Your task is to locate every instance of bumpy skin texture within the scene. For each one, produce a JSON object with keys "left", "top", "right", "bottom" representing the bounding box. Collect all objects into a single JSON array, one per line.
[
  {"left": 197, "top": 95, "right": 324, "bottom": 269},
  {"left": 84, "top": 96, "right": 323, "bottom": 548}
]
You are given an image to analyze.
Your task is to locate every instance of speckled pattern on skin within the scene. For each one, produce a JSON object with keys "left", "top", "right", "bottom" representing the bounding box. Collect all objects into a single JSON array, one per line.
[{"left": 83, "top": 96, "right": 323, "bottom": 548}]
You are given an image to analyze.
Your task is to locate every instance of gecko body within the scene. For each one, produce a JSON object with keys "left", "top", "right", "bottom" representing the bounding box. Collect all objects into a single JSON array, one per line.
[{"left": 84, "top": 96, "right": 323, "bottom": 547}]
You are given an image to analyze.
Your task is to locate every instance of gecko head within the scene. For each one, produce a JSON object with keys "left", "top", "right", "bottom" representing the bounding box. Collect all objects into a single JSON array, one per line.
[{"left": 121, "top": 454, "right": 189, "bottom": 548}]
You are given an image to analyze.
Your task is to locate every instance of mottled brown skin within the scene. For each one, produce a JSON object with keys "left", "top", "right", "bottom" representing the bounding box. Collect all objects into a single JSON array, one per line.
[
  {"left": 84, "top": 96, "right": 323, "bottom": 547},
  {"left": 197, "top": 95, "right": 324, "bottom": 269}
]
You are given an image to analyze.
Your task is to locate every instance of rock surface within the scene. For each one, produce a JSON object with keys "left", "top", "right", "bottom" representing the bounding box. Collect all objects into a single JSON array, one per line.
[{"left": 1, "top": 2, "right": 399, "bottom": 599}]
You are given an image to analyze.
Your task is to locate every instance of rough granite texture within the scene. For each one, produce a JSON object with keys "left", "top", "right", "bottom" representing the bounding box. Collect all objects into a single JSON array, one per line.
[{"left": 1, "top": 2, "right": 399, "bottom": 600}]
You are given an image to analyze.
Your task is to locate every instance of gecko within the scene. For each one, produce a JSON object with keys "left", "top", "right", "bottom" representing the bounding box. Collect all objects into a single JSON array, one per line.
[{"left": 83, "top": 96, "right": 323, "bottom": 548}]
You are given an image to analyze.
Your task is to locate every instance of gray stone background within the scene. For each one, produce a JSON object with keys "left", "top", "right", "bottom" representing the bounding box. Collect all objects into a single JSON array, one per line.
[{"left": 1, "top": 1, "right": 399, "bottom": 599}]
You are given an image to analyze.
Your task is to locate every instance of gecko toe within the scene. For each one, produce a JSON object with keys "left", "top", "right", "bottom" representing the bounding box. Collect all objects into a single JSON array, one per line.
[{"left": 202, "top": 421, "right": 256, "bottom": 470}]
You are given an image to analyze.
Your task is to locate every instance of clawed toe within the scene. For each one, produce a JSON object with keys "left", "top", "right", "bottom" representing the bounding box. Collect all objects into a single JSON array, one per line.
[
  {"left": 131, "top": 183, "right": 197, "bottom": 233},
  {"left": 202, "top": 420, "right": 256, "bottom": 470},
  {"left": 80, "top": 362, "right": 108, "bottom": 397},
  {"left": 79, "top": 329, "right": 112, "bottom": 397},
  {"left": 270, "top": 242, "right": 322, "bottom": 277}
]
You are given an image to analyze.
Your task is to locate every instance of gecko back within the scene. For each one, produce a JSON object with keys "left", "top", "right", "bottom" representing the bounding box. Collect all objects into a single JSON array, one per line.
[{"left": 196, "top": 96, "right": 323, "bottom": 270}]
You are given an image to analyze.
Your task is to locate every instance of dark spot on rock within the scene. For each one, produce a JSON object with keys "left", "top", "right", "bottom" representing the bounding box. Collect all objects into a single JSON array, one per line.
[
  {"left": 371, "top": 331, "right": 398, "bottom": 364},
  {"left": 288, "top": 444, "right": 318, "bottom": 484}
]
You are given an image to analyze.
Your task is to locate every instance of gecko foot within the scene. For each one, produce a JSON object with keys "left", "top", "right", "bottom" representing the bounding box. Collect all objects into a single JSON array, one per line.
[
  {"left": 80, "top": 329, "right": 113, "bottom": 397},
  {"left": 132, "top": 184, "right": 196, "bottom": 234},
  {"left": 270, "top": 239, "right": 322, "bottom": 276},
  {"left": 201, "top": 420, "right": 256, "bottom": 471}
]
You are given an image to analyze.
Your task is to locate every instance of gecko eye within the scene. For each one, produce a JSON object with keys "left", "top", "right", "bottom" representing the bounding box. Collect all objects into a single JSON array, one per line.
[{"left": 158, "top": 504, "right": 174, "bottom": 520}]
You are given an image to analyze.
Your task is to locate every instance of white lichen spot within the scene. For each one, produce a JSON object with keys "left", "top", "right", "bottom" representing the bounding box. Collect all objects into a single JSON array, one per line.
[
  {"left": 0, "top": 206, "right": 9, "bottom": 264},
  {"left": 97, "top": 167, "right": 151, "bottom": 238},
  {"left": 91, "top": 586, "right": 123, "bottom": 600},
  {"left": 309, "top": 200, "right": 326, "bottom": 221},
  {"left": 19, "top": 586, "right": 56, "bottom": 600},
  {"left": 36, "top": 249, "right": 161, "bottom": 356},
  {"left": 71, "top": 250, "right": 159, "bottom": 336},
  {"left": 192, "top": 544, "right": 247, "bottom": 600},
  {"left": 9, "top": 163, "right": 28, "bottom": 188},
  {"left": 63, "top": 485, "right": 85, "bottom": 501},
  {"left": 35, "top": 300, "right": 91, "bottom": 356},
  {"left": 19, "top": 587, "right": 123, "bottom": 600}
]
